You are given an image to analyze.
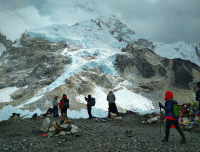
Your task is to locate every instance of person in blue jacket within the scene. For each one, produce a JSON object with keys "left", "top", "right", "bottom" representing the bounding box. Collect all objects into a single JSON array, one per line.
[{"left": 159, "top": 91, "right": 186, "bottom": 144}]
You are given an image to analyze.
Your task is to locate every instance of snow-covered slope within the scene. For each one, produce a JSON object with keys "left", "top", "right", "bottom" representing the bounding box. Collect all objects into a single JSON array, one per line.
[{"left": 153, "top": 41, "right": 199, "bottom": 66}]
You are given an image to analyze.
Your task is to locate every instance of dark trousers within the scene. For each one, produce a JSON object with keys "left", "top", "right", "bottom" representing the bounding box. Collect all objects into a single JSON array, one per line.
[
  {"left": 199, "top": 102, "right": 200, "bottom": 111},
  {"left": 61, "top": 108, "right": 67, "bottom": 118},
  {"left": 108, "top": 103, "right": 119, "bottom": 117},
  {"left": 53, "top": 106, "right": 59, "bottom": 117},
  {"left": 165, "top": 119, "right": 185, "bottom": 140},
  {"left": 87, "top": 105, "right": 92, "bottom": 119}
]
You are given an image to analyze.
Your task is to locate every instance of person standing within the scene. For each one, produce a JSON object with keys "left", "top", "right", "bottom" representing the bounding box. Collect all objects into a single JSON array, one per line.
[
  {"left": 52, "top": 95, "right": 59, "bottom": 117},
  {"left": 159, "top": 91, "right": 186, "bottom": 144},
  {"left": 85, "top": 95, "right": 93, "bottom": 119},
  {"left": 59, "top": 94, "right": 69, "bottom": 119},
  {"left": 196, "top": 82, "right": 200, "bottom": 112},
  {"left": 107, "top": 90, "right": 119, "bottom": 118}
]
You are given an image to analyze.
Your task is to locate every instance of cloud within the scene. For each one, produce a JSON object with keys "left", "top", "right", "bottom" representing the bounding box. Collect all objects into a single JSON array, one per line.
[
  {"left": 0, "top": 5, "right": 52, "bottom": 41},
  {"left": 0, "top": 0, "right": 200, "bottom": 44},
  {"left": 107, "top": 0, "right": 200, "bottom": 44}
]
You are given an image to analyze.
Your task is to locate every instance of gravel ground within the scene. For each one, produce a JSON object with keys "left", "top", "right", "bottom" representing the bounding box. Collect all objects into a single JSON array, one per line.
[{"left": 0, "top": 113, "right": 200, "bottom": 152}]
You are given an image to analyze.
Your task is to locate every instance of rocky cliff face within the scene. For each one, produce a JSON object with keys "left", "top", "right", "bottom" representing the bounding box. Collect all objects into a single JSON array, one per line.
[
  {"left": 196, "top": 42, "right": 200, "bottom": 59},
  {"left": 114, "top": 42, "right": 200, "bottom": 104},
  {"left": 0, "top": 34, "right": 71, "bottom": 108},
  {"left": 92, "top": 15, "right": 135, "bottom": 43},
  {"left": 0, "top": 33, "right": 13, "bottom": 50}
]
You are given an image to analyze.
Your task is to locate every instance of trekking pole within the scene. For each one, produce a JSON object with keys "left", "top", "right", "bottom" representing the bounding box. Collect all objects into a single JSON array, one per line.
[{"left": 160, "top": 107, "right": 161, "bottom": 138}]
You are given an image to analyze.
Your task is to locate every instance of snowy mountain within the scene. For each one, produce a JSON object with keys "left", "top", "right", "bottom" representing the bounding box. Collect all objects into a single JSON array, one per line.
[{"left": 0, "top": 16, "right": 199, "bottom": 121}]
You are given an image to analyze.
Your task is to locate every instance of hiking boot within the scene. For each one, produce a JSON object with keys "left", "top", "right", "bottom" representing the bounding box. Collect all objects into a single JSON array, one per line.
[
  {"left": 180, "top": 139, "right": 186, "bottom": 144},
  {"left": 161, "top": 138, "right": 168, "bottom": 143}
]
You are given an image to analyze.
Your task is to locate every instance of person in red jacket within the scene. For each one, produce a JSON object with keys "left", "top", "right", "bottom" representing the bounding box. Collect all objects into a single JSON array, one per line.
[
  {"left": 59, "top": 94, "right": 69, "bottom": 118},
  {"left": 159, "top": 91, "right": 186, "bottom": 144}
]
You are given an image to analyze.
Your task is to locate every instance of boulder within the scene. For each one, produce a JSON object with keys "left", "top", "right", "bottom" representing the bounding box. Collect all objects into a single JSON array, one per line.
[
  {"left": 60, "top": 124, "right": 72, "bottom": 132},
  {"left": 71, "top": 124, "right": 79, "bottom": 133},
  {"left": 40, "top": 117, "right": 50, "bottom": 133},
  {"left": 114, "top": 117, "right": 122, "bottom": 121},
  {"left": 59, "top": 131, "right": 66, "bottom": 136},
  {"left": 147, "top": 116, "right": 158, "bottom": 124},
  {"left": 49, "top": 126, "right": 56, "bottom": 132},
  {"left": 47, "top": 132, "right": 55, "bottom": 137}
]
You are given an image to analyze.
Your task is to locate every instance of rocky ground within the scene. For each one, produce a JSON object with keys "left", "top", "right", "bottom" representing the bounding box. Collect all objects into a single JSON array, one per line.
[{"left": 0, "top": 113, "right": 200, "bottom": 152}]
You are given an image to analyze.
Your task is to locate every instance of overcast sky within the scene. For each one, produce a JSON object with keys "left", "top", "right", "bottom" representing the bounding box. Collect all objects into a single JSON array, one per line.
[{"left": 0, "top": 0, "right": 199, "bottom": 44}]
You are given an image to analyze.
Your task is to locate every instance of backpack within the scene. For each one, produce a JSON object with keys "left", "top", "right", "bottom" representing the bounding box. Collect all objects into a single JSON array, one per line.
[
  {"left": 61, "top": 99, "right": 69, "bottom": 109},
  {"left": 91, "top": 98, "right": 95, "bottom": 106},
  {"left": 172, "top": 100, "right": 180, "bottom": 117}
]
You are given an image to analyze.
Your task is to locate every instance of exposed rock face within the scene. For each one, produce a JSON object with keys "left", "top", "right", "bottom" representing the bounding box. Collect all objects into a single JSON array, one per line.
[
  {"left": 195, "top": 42, "right": 200, "bottom": 60},
  {"left": 135, "top": 39, "right": 154, "bottom": 50},
  {"left": 115, "top": 42, "right": 164, "bottom": 78},
  {"left": 92, "top": 15, "right": 135, "bottom": 43},
  {"left": 114, "top": 42, "right": 200, "bottom": 104},
  {"left": 171, "top": 58, "right": 198, "bottom": 89},
  {"left": 0, "top": 33, "right": 13, "bottom": 49},
  {"left": 0, "top": 34, "right": 71, "bottom": 102},
  {"left": 65, "top": 67, "right": 117, "bottom": 95}
]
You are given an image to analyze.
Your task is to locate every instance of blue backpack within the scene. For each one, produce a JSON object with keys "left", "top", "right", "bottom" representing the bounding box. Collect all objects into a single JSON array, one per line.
[{"left": 91, "top": 98, "right": 95, "bottom": 106}]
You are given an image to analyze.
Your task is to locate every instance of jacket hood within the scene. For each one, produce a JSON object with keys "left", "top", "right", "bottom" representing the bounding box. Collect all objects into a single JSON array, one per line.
[
  {"left": 170, "top": 99, "right": 178, "bottom": 104},
  {"left": 164, "top": 91, "right": 173, "bottom": 101}
]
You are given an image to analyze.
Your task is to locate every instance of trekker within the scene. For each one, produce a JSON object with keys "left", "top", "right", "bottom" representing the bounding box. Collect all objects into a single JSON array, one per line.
[
  {"left": 85, "top": 95, "right": 93, "bottom": 119},
  {"left": 52, "top": 95, "right": 59, "bottom": 117},
  {"left": 107, "top": 90, "right": 119, "bottom": 118},
  {"left": 59, "top": 94, "right": 69, "bottom": 119},
  {"left": 159, "top": 91, "right": 186, "bottom": 144},
  {"left": 196, "top": 82, "right": 200, "bottom": 112}
]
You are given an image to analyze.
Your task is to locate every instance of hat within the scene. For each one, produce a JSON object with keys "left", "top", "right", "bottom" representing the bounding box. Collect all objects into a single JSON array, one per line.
[
  {"left": 164, "top": 91, "right": 173, "bottom": 101},
  {"left": 63, "top": 94, "right": 66, "bottom": 97}
]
